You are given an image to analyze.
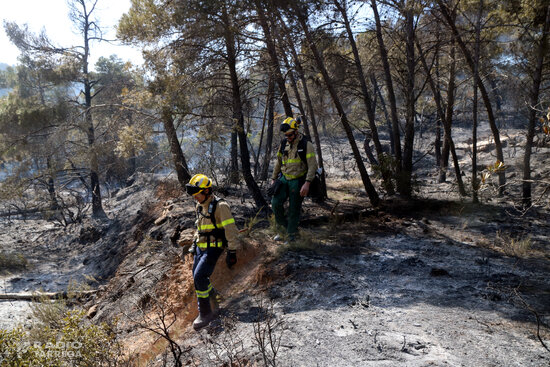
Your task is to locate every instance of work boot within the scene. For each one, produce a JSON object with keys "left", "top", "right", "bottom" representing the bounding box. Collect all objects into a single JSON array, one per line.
[
  {"left": 209, "top": 288, "right": 222, "bottom": 316},
  {"left": 193, "top": 297, "right": 215, "bottom": 330}
]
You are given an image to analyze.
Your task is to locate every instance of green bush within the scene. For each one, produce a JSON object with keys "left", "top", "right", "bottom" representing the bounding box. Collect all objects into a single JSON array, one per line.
[
  {"left": 0, "top": 327, "right": 49, "bottom": 366},
  {"left": 0, "top": 310, "right": 125, "bottom": 367}
]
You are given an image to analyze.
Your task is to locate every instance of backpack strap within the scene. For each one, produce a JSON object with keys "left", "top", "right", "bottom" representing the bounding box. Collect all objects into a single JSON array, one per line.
[
  {"left": 202, "top": 197, "right": 228, "bottom": 248},
  {"left": 278, "top": 138, "right": 287, "bottom": 156},
  {"left": 207, "top": 197, "right": 219, "bottom": 229},
  {"left": 279, "top": 136, "right": 309, "bottom": 166},
  {"left": 296, "top": 136, "right": 308, "bottom": 167}
]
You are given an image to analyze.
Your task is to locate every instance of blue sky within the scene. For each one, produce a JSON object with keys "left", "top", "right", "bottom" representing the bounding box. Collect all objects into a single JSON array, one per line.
[{"left": 0, "top": 0, "right": 143, "bottom": 69}]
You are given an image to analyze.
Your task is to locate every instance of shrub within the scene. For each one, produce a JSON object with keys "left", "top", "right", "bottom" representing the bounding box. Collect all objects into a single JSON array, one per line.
[
  {"left": 1, "top": 309, "right": 126, "bottom": 367},
  {"left": 0, "top": 252, "right": 27, "bottom": 274},
  {"left": 495, "top": 231, "right": 532, "bottom": 258}
]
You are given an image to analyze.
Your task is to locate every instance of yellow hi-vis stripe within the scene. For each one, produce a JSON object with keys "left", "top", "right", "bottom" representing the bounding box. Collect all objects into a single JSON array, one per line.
[
  {"left": 220, "top": 218, "right": 235, "bottom": 227},
  {"left": 197, "top": 241, "right": 224, "bottom": 249},
  {"left": 198, "top": 224, "right": 215, "bottom": 231},
  {"left": 198, "top": 218, "right": 235, "bottom": 231},
  {"left": 283, "top": 170, "right": 307, "bottom": 180},
  {"left": 196, "top": 284, "right": 213, "bottom": 298},
  {"left": 306, "top": 152, "right": 315, "bottom": 158},
  {"left": 282, "top": 157, "right": 302, "bottom": 165}
]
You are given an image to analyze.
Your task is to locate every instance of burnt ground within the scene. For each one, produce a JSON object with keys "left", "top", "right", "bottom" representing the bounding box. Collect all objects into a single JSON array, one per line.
[
  {"left": 168, "top": 195, "right": 549, "bottom": 367},
  {"left": 0, "top": 123, "right": 549, "bottom": 366}
]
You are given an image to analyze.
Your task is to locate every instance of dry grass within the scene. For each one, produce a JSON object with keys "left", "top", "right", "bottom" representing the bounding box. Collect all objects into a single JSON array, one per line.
[
  {"left": 325, "top": 178, "right": 364, "bottom": 201},
  {"left": 284, "top": 231, "right": 317, "bottom": 252},
  {"left": 326, "top": 178, "right": 364, "bottom": 189},
  {"left": 0, "top": 251, "right": 28, "bottom": 274},
  {"left": 155, "top": 179, "right": 183, "bottom": 201},
  {"left": 495, "top": 231, "right": 532, "bottom": 258}
]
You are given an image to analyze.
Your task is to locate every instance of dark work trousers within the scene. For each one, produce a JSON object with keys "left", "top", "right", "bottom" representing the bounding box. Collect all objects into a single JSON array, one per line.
[
  {"left": 193, "top": 246, "right": 223, "bottom": 302},
  {"left": 271, "top": 175, "right": 304, "bottom": 239}
]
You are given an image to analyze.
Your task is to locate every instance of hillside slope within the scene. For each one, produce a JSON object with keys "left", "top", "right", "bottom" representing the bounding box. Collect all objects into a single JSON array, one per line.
[
  {"left": 81, "top": 178, "right": 550, "bottom": 366},
  {"left": 1, "top": 124, "right": 549, "bottom": 366}
]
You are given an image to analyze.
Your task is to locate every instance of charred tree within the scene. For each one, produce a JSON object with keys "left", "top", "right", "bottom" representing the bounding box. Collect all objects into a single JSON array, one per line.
[
  {"left": 292, "top": 4, "right": 379, "bottom": 206},
  {"left": 523, "top": 4, "right": 550, "bottom": 208},
  {"left": 416, "top": 39, "right": 466, "bottom": 196},
  {"left": 161, "top": 107, "right": 191, "bottom": 187},
  {"left": 222, "top": 6, "right": 269, "bottom": 210},
  {"left": 333, "top": 0, "right": 394, "bottom": 195},
  {"left": 437, "top": 0, "right": 506, "bottom": 195}
]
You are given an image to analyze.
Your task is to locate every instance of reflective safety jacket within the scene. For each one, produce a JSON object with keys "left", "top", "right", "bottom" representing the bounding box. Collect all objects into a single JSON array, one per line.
[
  {"left": 194, "top": 195, "right": 238, "bottom": 251},
  {"left": 272, "top": 132, "right": 318, "bottom": 182}
]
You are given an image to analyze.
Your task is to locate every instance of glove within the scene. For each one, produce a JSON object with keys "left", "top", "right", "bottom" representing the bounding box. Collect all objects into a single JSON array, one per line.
[
  {"left": 226, "top": 250, "right": 237, "bottom": 269},
  {"left": 267, "top": 179, "right": 282, "bottom": 197},
  {"left": 188, "top": 240, "right": 197, "bottom": 254}
]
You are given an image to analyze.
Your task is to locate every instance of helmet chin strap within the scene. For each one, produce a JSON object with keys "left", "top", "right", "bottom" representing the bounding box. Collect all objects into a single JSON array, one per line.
[{"left": 198, "top": 190, "right": 211, "bottom": 204}]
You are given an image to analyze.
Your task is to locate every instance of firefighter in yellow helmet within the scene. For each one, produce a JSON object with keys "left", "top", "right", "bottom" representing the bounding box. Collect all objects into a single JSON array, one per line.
[
  {"left": 271, "top": 117, "right": 317, "bottom": 242},
  {"left": 185, "top": 174, "right": 239, "bottom": 330}
]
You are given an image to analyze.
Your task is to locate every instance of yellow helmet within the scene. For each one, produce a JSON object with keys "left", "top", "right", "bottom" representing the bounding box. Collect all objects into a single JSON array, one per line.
[
  {"left": 185, "top": 174, "right": 212, "bottom": 196},
  {"left": 280, "top": 116, "right": 300, "bottom": 132}
]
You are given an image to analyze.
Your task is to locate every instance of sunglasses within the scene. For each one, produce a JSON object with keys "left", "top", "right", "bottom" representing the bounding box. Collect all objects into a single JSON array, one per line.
[
  {"left": 185, "top": 184, "right": 203, "bottom": 196},
  {"left": 280, "top": 123, "right": 292, "bottom": 133},
  {"left": 285, "top": 131, "right": 296, "bottom": 138}
]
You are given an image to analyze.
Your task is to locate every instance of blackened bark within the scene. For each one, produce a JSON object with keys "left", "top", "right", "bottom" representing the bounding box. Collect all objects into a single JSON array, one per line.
[
  {"left": 46, "top": 157, "right": 59, "bottom": 211},
  {"left": 333, "top": 0, "right": 382, "bottom": 156},
  {"left": 401, "top": 6, "right": 416, "bottom": 197},
  {"left": 416, "top": 39, "right": 466, "bottom": 196},
  {"left": 472, "top": 0, "right": 483, "bottom": 203},
  {"left": 364, "top": 134, "right": 378, "bottom": 165},
  {"left": 523, "top": 4, "right": 550, "bottom": 208},
  {"left": 334, "top": 0, "right": 393, "bottom": 195},
  {"left": 230, "top": 131, "right": 239, "bottom": 184},
  {"left": 294, "top": 6, "right": 379, "bottom": 206},
  {"left": 260, "top": 77, "right": 275, "bottom": 181},
  {"left": 434, "top": 25, "right": 442, "bottom": 165},
  {"left": 222, "top": 8, "right": 269, "bottom": 210},
  {"left": 254, "top": 0, "right": 293, "bottom": 117},
  {"left": 255, "top": 78, "right": 270, "bottom": 179},
  {"left": 371, "top": 0, "right": 402, "bottom": 169},
  {"left": 80, "top": 2, "right": 105, "bottom": 218},
  {"left": 371, "top": 74, "right": 394, "bottom": 155},
  {"left": 439, "top": 39, "right": 456, "bottom": 183},
  {"left": 84, "top": 56, "right": 102, "bottom": 216},
  {"left": 161, "top": 107, "right": 191, "bottom": 187},
  {"left": 437, "top": 0, "right": 506, "bottom": 195},
  {"left": 488, "top": 76, "right": 502, "bottom": 112},
  {"left": 286, "top": 65, "right": 311, "bottom": 136}
]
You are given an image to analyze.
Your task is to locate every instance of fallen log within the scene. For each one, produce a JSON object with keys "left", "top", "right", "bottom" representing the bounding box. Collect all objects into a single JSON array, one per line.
[
  {"left": 0, "top": 290, "right": 96, "bottom": 301},
  {"left": 0, "top": 207, "right": 43, "bottom": 218}
]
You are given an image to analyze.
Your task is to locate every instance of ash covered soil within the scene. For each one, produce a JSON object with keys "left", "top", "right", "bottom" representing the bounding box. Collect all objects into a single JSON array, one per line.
[
  {"left": 1, "top": 123, "right": 550, "bottom": 366},
  {"left": 172, "top": 196, "right": 550, "bottom": 367}
]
